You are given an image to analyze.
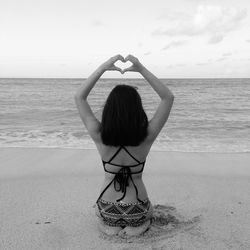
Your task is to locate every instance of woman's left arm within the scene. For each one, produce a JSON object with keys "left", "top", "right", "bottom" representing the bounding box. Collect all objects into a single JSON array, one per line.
[{"left": 74, "top": 55, "right": 124, "bottom": 141}]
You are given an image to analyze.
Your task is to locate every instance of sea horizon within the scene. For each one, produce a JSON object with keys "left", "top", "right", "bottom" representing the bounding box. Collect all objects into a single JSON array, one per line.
[{"left": 1, "top": 77, "right": 250, "bottom": 79}]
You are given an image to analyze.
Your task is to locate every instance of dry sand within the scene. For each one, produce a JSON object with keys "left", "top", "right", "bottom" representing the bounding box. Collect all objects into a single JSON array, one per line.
[{"left": 0, "top": 147, "right": 250, "bottom": 250}]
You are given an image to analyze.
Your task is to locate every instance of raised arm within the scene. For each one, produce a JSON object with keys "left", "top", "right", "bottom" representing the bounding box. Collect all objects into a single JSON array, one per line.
[
  {"left": 74, "top": 55, "right": 124, "bottom": 141},
  {"left": 123, "top": 55, "right": 175, "bottom": 142}
]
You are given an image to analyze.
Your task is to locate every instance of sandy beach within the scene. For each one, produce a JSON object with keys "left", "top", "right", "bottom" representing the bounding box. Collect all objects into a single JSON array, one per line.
[{"left": 1, "top": 147, "right": 250, "bottom": 250}]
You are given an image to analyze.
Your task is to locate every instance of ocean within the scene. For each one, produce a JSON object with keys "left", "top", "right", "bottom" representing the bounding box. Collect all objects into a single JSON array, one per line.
[{"left": 0, "top": 78, "right": 250, "bottom": 152}]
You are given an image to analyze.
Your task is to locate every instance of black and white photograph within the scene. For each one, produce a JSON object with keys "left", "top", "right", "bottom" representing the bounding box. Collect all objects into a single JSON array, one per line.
[{"left": 1, "top": 0, "right": 250, "bottom": 249}]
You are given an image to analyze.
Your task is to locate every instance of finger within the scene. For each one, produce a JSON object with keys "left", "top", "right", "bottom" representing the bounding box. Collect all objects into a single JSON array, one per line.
[
  {"left": 110, "top": 65, "right": 122, "bottom": 72},
  {"left": 112, "top": 54, "right": 124, "bottom": 63},
  {"left": 125, "top": 54, "right": 136, "bottom": 62},
  {"left": 120, "top": 56, "right": 126, "bottom": 62},
  {"left": 124, "top": 55, "right": 131, "bottom": 62},
  {"left": 119, "top": 55, "right": 125, "bottom": 62},
  {"left": 115, "top": 66, "right": 123, "bottom": 73}
]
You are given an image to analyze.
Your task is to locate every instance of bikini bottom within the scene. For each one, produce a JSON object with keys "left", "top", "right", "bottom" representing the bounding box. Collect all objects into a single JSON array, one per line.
[{"left": 96, "top": 198, "right": 153, "bottom": 227}]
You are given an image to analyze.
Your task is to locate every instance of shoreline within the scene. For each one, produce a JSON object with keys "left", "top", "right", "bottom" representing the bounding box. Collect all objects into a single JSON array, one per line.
[{"left": 1, "top": 145, "right": 250, "bottom": 153}]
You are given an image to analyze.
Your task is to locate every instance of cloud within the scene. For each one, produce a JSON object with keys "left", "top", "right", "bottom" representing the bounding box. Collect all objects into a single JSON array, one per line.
[
  {"left": 152, "top": 5, "right": 247, "bottom": 44},
  {"left": 208, "top": 34, "right": 224, "bottom": 44},
  {"left": 216, "top": 57, "right": 227, "bottom": 62},
  {"left": 196, "top": 62, "right": 211, "bottom": 66},
  {"left": 176, "top": 63, "right": 186, "bottom": 67},
  {"left": 197, "top": 55, "right": 230, "bottom": 65},
  {"left": 137, "top": 42, "right": 143, "bottom": 48},
  {"left": 222, "top": 52, "right": 232, "bottom": 57},
  {"left": 167, "top": 63, "right": 186, "bottom": 68},
  {"left": 144, "top": 51, "right": 151, "bottom": 55},
  {"left": 91, "top": 20, "right": 103, "bottom": 27},
  {"left": 162, "top": 40, "right": 187, "bottom": 50}
]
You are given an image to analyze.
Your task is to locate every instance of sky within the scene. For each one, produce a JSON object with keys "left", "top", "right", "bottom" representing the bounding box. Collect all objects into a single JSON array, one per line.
[{"left": 1, "top": 0, "right": 250, "bottom": 78}]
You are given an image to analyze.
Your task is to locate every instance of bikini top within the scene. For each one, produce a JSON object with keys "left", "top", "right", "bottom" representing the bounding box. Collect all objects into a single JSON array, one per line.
[{"left": 96, "top": 145, "right": 146, "bottom": 203}]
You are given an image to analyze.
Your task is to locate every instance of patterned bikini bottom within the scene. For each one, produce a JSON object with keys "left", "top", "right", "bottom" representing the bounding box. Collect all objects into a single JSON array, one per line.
[{"left": 96, "top": 198, "right": 153, "bottom": 227}]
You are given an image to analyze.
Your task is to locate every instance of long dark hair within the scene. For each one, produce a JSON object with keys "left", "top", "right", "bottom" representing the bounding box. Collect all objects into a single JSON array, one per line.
[{"left": 100, "top": 84, "right": 148, "bottom": 146}]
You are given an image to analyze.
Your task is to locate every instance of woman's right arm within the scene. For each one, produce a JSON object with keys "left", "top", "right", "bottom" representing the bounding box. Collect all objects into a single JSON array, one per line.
[{"left": 123, "top": 55, "right": 175, "bottom": 142}]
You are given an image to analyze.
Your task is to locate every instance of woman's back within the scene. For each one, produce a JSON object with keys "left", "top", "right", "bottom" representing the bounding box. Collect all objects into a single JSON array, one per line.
[{"left": 95, "top": 141, "right": 152, "bottom": 203}]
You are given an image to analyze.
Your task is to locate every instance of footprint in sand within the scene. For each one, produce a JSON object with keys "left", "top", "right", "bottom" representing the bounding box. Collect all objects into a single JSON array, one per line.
[
  {"left": 35, "top": 221, "right": 51, "bottom": 224},
  {"left": 147, "top": 205, "right": 201, "bottom": 239}
]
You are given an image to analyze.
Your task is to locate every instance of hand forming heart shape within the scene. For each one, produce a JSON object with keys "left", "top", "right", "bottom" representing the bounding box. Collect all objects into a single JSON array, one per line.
[
  {"left": 102, "top": 54, "right": 142, "bottom": 74},
  {"left": 114, "top": 60, "right": 133, "bottom": 72}
]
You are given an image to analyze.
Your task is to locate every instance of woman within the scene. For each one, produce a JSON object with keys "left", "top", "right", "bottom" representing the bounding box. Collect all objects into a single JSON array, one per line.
[{"left": 75, "top": 54, "right": 174, "bottom": 236}]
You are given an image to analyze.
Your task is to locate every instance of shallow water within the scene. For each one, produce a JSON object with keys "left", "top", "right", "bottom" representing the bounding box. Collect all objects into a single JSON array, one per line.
[{"left": 1, "top": 78, "right": 250, "bottom": 152}]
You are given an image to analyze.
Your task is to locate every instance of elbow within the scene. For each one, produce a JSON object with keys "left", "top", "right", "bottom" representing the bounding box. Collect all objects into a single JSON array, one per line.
[
  {"left": 162, "top": 93, "right": 174, "bottom": 102},
  {"left": 170, "top": 95, "right": 175, "bottom": 105},
  {"left": 168, "top": 91, "right": 175, "bottom": 102},
  {"left": 167, "top": 95, "right": 174, "bottom": 105}
]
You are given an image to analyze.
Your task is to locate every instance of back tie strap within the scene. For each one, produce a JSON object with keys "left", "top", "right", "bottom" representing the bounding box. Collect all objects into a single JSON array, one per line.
[
  {"left": 96, "top": 146, "right": 144, "bottom": 203},
  {"left": 96, "top": 167, "right": 143, "bottom": 203}
]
